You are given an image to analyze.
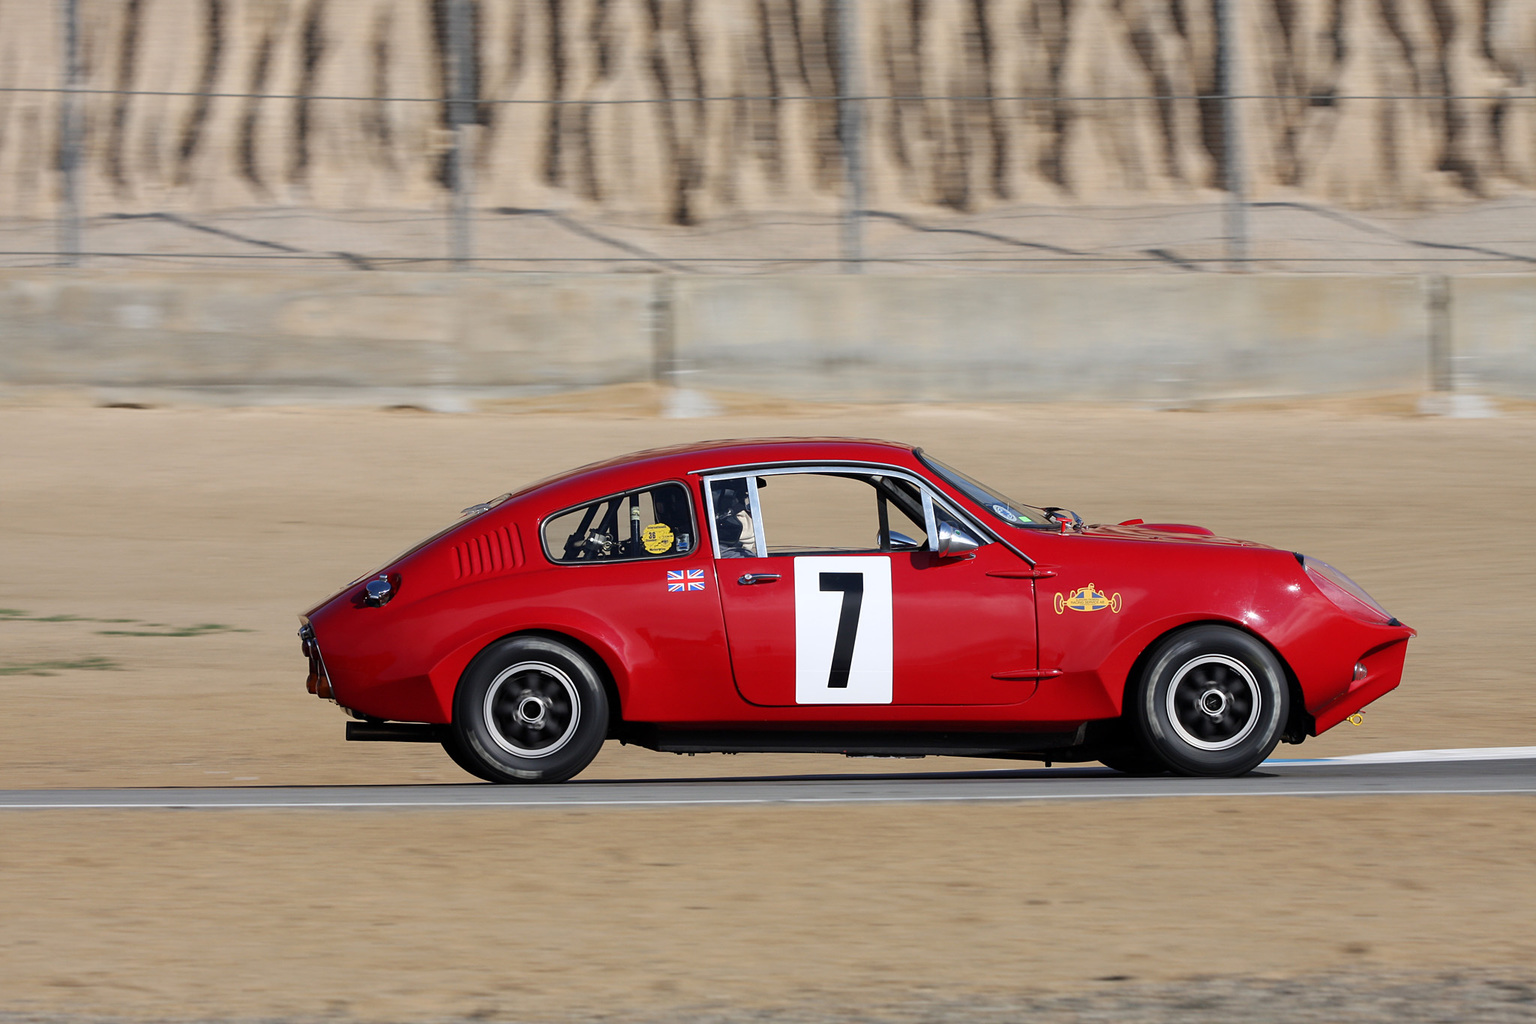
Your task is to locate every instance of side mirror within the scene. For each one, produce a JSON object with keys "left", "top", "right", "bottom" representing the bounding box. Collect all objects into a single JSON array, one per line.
[{"left": 935, "top": 522, "right": 980, "bottom": 558}]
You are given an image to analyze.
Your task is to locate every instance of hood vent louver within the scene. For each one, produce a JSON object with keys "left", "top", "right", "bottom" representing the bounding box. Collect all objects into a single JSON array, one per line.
[{"left": 452, "top": 524, "right": 524, "bottom": 579}]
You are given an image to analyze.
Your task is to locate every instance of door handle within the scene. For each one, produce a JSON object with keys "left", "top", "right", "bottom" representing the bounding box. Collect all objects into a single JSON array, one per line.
[
  {"left": 986, "top": 566, "right": 1058, "bottom": 580},
  {"left": 738, "top": 573, "right": 782, "bottom": 585}
]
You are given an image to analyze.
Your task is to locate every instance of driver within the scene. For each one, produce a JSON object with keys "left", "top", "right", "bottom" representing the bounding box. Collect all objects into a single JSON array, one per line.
[{"left": 713, "top": 483, "right": 756, "bottom": 558}]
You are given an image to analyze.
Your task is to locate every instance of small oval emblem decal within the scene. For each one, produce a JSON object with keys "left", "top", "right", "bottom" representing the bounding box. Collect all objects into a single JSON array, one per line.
[{"left": 1054, "top": 584, "right": 1122, "bottom": 614}]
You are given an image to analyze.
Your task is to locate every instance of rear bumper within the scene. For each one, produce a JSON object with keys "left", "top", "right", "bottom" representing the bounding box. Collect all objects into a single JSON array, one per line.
[
  {"left": 299, "top": 622, "right": 335, "bottom": 703},
  {"left": 1310, "top": 637, "right": 1410, "bottom": 734}
]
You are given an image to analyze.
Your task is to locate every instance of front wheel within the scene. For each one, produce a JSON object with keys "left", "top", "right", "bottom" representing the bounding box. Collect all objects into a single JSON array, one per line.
[
  {"left": 1129, "top": 625, "right": 1289, "bottom": 777},
  {"left": 448, "top": 635, "right": 609, "bottom": 783}
]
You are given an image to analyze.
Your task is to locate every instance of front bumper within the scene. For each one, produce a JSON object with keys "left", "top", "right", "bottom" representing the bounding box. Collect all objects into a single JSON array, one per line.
[{"left": 1310, "top": 637, "right": 1411, "bottom": 734}]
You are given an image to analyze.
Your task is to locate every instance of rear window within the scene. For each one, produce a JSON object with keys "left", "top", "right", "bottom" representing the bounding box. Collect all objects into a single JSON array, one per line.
[{"left": 542, "top": 483, "right": 698, "bottom": 563}]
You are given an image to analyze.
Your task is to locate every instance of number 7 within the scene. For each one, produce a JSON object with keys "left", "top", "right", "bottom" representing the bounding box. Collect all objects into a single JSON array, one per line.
[{"left": 819, "top": 572, "right": 864, "bottom": 688}]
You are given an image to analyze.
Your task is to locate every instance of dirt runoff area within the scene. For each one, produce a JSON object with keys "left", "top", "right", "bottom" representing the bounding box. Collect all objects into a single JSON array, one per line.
[{"left": 2, "top": 391, "right": 1535, "bottom": 1022}]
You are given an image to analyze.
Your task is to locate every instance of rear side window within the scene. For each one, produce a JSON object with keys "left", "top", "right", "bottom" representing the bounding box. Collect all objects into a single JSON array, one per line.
[{"left": 542, "top": 483, "right": 697, "bottom": 564}]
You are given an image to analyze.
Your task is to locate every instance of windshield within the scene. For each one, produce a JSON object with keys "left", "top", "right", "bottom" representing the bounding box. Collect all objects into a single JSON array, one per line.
[{"left": 917, "top": 452, "right": 1050, "bottom": 528}]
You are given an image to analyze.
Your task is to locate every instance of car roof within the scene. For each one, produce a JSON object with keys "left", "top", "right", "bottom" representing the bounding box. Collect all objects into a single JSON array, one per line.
[{"left": 511, "top": 437, "right": 923, "bottom": 510}]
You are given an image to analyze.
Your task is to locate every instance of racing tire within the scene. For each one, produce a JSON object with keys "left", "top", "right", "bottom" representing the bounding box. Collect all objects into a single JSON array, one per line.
[
  {"left": 449, "top": 635, "right": 609, "bottom": 783},
  {"left": 436, "top": 726, "right": 500, "bottom": 782},
  {"left": 1096, "top": 747, "right": 1168, "bottom": 776},
  {"left": 1129, "top": 625, "right": 1289, "bottom": 778}
]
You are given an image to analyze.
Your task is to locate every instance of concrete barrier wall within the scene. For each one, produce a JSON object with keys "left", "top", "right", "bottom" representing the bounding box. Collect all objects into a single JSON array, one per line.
[
  {"left": 672, "top": 276, "right": 1434, "bottom": 402},
  {"left": 1450, "top": 278, "right": 1536, "bottom": 399},
  {"left": 0, "top": 272, "right": 657, "bottom": 392},
  {"left": 1, "top": 269, "right": 1533, "bottom": 403}
]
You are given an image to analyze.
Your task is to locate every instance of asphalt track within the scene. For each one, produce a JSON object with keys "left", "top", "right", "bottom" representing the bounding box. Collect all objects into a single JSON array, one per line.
[{"left": 2, "top": 748, "right": 1534, "bottom": 810}]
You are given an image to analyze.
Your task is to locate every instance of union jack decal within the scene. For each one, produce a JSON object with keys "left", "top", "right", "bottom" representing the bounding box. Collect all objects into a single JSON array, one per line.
[{"left": 667, "top": 568, "right": 707, "bottom": 592}]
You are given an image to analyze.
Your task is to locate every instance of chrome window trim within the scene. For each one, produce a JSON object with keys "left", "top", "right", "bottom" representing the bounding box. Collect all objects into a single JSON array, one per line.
[
  {"left": 744, "top": 475, "right": 767, "bottom": 557},
  {"left": 702, "top": 477, "right": 720, "bottom": 557},
  {"left": 695, "top": 462, "right": 1031, "bottom": 564},
  {"left": 538, "top": 479, "right": 699, "bottom": 566}
]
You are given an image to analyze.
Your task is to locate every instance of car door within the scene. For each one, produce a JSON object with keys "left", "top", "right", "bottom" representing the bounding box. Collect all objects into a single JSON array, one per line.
[{"left": 707, "top": 467, "right": 1040, "bottom": 708}]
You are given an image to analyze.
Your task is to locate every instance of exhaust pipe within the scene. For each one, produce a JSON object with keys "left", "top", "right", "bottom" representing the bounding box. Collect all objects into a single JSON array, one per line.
[{"left": 345, "top": 721, "right": 439, "bottom": 743}]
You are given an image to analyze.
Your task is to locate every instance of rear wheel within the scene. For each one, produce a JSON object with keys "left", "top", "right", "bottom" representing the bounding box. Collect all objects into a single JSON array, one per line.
[
  {"left": 448, "top": 635, "right": 609, "bottom": 783},
  {"left": 437, "top": 726, "right": 498, "bottom": 782},
  {"left": 1129, "top": 625, "right": 1288, "bottom": 777},
  {"left": 1097, "top": 747, "right": 1167, "bottom": 776}
]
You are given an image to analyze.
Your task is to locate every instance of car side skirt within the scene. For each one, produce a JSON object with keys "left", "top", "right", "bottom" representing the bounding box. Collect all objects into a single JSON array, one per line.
[{"left": 614, "top": 724, "right": 1088, "bottom": 758}]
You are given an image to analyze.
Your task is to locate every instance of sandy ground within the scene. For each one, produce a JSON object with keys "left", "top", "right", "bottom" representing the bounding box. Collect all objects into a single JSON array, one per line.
[
  {"left": 2, "top": 394, "right": 1535, "bottom": 1021},
  {"left": 2, "top": 799, "right": 1535, "bottom": 1022},
  {"left": 3, "top": 392, "right": 1534, "bottom": 787}
]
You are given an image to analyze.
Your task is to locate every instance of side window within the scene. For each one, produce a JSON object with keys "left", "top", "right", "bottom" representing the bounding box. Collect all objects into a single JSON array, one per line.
[
  {"left": 749, "top": 473, "right": 930, "bottom": 556},
  {"left": 543, "top": 483, "right": 697, "bottom": 563}
]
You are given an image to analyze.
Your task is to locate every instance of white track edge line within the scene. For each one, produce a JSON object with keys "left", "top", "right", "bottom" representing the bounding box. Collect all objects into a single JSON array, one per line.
[
  {"left": 1268, "top": 745, "right": 1536, "bottom": 765},
  {"left": 4, "top": 786, "right": 1536, "bottom": 810}
]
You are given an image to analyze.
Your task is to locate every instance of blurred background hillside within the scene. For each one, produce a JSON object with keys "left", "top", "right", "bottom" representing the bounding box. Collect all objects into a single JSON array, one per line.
[{"left": 4, "top": 0, "right": 1536, "bottom": 273}]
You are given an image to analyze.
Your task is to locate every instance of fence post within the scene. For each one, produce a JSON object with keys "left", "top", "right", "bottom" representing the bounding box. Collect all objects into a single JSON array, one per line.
[
  {"left": 1216, "top": 0, "right": 1248, "bottom": 270},
  {"left": 57, "top": 0, "right": 82, "bottom": 267},
  {"left": 651, "top": 275, "right": 676, "bottom": 388},
  {"left": 1427, "top": 274, "right": 1453, "bottom": 393},
  {"left": 838, "top": 0, "right": 864, "bottom": 273},
  {"left": 447, "top": 0, "right": 475, "bottom": 270}
]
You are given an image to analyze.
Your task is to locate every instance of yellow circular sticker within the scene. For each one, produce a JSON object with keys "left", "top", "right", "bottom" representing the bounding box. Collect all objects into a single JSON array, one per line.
[{"left": 641, "top": 522, "right": 675, "bottom": 554}]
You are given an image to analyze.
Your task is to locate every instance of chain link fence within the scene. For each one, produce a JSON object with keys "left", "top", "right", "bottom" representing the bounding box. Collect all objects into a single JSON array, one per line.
[{"left": 5, "top": 0, "right": 1536, "bottom": 274}]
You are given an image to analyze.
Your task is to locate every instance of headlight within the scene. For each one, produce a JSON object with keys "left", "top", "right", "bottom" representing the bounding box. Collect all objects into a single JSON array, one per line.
[{"left": 1299, "top": 555, "right": 1398, "bottom": 625}]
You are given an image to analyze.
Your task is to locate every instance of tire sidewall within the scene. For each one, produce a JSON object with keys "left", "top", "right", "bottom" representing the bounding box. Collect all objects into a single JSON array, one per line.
[
  {"left": 436, "top": 725, "right": 501, "bottom": 782},
  {"left": 1135, "top": 625, "right": 1288, "bottom": 777},
  {"left": 453, "top": 636, "right": 609, "bottom": 783}
]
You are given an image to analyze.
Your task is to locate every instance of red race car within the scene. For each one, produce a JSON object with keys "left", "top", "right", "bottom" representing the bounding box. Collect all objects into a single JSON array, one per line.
[{"left": 299, "top": 438, "right": 1412, "bottom": 781}]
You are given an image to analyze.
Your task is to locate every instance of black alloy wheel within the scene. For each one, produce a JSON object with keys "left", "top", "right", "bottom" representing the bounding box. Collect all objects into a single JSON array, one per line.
[
  {"left": 1129, "top": 624, "right": 1289, "bottom": 777},
  {"left": 447, "top": 635, "right": 609, "bottom": 783}
]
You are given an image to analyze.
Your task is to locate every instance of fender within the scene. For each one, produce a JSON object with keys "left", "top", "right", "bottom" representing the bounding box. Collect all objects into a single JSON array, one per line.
[
  {"left": 1028, "top": 611, "right": 1252, "bottom": 723},
  {"left": 426, "top": 607, "right": 638, "bottom": 724}
]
